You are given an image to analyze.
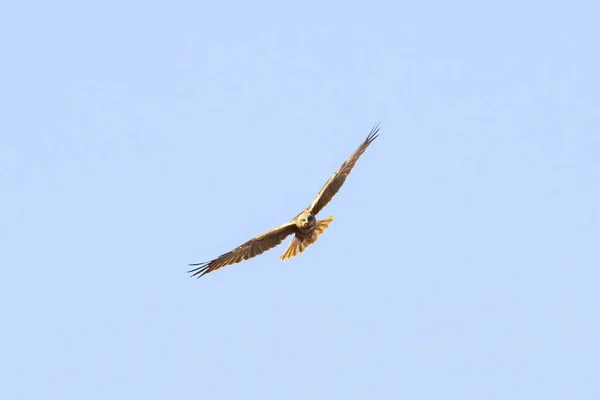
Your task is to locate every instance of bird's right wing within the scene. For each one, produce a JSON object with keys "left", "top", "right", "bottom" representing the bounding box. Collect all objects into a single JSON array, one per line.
[{"left": 188, "top": 222, "right": 297, "bottom": 278}]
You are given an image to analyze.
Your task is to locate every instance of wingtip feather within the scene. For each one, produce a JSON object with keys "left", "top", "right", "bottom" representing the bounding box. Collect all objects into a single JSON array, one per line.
[
  {"left": 187, "top": 261, "right": 211, "bottom": 278},
  {"left": 367, "top": 122, "right": 381, "bottom": 142}
]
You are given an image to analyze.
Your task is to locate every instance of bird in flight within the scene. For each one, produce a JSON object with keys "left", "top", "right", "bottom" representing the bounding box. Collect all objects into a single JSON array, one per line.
[{"left": 188, "top": 124, "right": 380, "bottom": 278}]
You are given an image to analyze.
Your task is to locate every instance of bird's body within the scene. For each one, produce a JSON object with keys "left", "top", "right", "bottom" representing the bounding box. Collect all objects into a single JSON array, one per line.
[
  {"left": 280, "top": 210, "right": 334, "bottom": 261},
  {"left": 188, "top": 124, "right": 380, "bottom": 278}
]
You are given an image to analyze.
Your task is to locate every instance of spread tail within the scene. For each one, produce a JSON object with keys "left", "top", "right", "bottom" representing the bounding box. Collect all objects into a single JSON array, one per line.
[{"left": 280, "top": 215, "right": 334, "bottom": 260}]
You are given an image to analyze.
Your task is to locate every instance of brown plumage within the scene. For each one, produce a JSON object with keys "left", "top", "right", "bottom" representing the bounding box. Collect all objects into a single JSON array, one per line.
[{"left": 188, "top": 124, "right": 379, "bottom": 278}]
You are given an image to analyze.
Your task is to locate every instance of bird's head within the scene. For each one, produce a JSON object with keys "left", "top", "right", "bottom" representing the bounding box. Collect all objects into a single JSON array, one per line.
[{"left": 300, "top": 213, "right": 316, "bottom": 229}]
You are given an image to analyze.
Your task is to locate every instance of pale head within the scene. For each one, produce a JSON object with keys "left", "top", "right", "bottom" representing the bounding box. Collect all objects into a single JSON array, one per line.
[{"left": 298, "top": 211, "right": 316, "bottom": 229}]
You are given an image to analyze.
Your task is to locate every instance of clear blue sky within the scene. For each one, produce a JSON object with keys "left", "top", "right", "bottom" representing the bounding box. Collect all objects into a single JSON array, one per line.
[{"left": 1, "top": 1, "right": 599, "bottom": 399}]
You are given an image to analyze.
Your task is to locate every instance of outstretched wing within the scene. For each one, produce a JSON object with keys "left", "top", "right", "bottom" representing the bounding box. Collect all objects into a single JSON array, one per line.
[
  {"left": 188, "top": 222, "right": 297, "bottom": 278},
  {"left": 308, "top": 124, "right": 380, "bottom": 215}
]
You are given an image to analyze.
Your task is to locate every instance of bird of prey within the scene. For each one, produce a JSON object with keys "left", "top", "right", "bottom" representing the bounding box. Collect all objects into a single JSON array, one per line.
[{"left": 188, "top": 124, "right": 380, "bottom": 278}]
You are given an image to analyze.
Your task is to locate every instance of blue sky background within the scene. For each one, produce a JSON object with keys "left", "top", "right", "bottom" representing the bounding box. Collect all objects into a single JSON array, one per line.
[{"left": 1, "top": 1, "right": 599, "bottom": 398}]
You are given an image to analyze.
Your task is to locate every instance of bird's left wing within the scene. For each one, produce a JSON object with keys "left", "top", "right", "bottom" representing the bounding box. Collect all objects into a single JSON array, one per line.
[
  {"left": 188, "top": 222, "right": 297, "bottom": 278},
  {"left": 308, "top": 124, "right": 379, "bottom": 215}
]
